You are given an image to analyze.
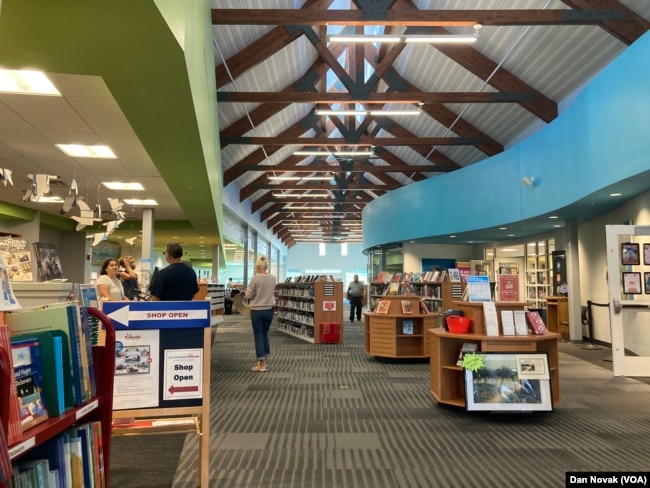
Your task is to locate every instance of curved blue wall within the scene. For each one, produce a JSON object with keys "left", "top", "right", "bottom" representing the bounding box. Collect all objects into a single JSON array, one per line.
[{"left": 363, "top": 32, "right": 650, "bottom": 249}]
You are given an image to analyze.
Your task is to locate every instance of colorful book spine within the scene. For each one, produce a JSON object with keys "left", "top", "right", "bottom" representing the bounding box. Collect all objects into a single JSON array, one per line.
[{"left": 0, "top": 324, "right": 22, "bottom": 445}]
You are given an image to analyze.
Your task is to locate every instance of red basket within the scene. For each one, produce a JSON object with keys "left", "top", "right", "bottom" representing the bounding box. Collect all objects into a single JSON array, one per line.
[
  {"left": 320, "top": 322, "right": 341, "bottom": 343},
  {"left": 445, "top": 315, "right": 470, "bottom": 334}
]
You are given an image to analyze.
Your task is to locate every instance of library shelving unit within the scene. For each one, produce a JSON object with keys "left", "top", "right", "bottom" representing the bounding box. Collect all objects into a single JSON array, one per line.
[
  {"left": 0, "top": 307, "right": 116, "bottom": 488},
  {"left": 276, "top": 280, "right": 343, "bottom": 344},
  {"left": 428, "top": 301, "right": 560, "bottom": 409},
  {"left": 364, "top": 295, "right": 438, "bottom": 359},
  {"left": 370, "top": 280, "right": 466, "bottom": 314},
  {"left": 194, "top": 282, "right": 225, "bottom": 326},
  {"left": 525, "top": 252, "right": 553, "bottom": 309}
]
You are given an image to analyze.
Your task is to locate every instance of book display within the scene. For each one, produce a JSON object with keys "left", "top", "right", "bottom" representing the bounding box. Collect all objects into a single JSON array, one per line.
[
  {"left": 0, "top": 306, "right": 116, "bottom": 488},
  {"left": 428, "top": 300, "right": 560, "bottom": 409},
  {"left": 276, "top": 280, "right": 343, "bottom": 344},
  {"left": 364, "top": 295, "right": 438, "bottom": 359},
  {"left": 31, "top": 243, "right": 65, "bottom": 282}
]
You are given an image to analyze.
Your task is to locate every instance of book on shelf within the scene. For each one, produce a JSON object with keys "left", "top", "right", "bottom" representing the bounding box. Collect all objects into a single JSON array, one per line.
[
  {"left": 430, "top": 270, "right": 440, "bottom": 282},
  {"left": 513, "top": 310, "right": 529, "bottom": 335},
  {"left": 500, "top": 310, "right": 516, "bottom": 336},
  {"left": 5, "top": 302, "right": 92, "bottom": 407},
  {"left": 482, "top": 302, "right": 500, "bottom": 336},
  {"left": 402, "top": 319, "right": 414, "bottom": 335},
  {"left": 448, "top": 268, "right": 462, "bottom": 282},
  {"left": 0, "top": 237, "right": 34, "bottom": 282},
  {"left": 456, "top": 342, "right": 478, "bottom": 367},
  {"left": 526, "top": 310, "right": 548, "bottom": 335},
  {"left": 32, "top": 242, "right": 66, "bottom": 282},
  {"left": 67, "top": 434, "right": 86, "bottom": 488},
  {"left": 375, "top": 300, "right": 390, "bottom": 314},
  {"left": 400, "top": 300, "right": 413, "bottom": 314},
  {"left": 11, "top": 338, "right": 50, "bottom": 431},
  {"left": 0, "top": 324, "right": 23, "bottom": 445},
  {"left": 419, "top": 300, "right": 430, "bottom": 314},
  {"left": 386, "top": 282, "right": 400, "bottom": 295},
  {"left": 439, "top": 270, "right": 447, "bottom": 282},
  {"left": 19, "top": 434, "right": 70, "bottom": 488},
  {"left": 391, "top": 273, "right": 402, "bottom": 283},
  {"left": 12, "top": 331, "right": 70, "bottom": 417}
]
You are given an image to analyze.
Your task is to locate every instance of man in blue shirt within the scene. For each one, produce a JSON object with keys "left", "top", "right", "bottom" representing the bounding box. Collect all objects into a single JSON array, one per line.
[{"left": 151, "top": 242, "right": 199, "bottom": 301}]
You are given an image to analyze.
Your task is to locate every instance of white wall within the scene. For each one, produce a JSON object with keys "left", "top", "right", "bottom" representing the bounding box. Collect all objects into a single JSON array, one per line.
[
  {"left": 579, "top": 191, "right": 650, "bottom": 345},
  {"left": 286, "top": 243, "right": 366, "bottom": 282},
  {"left": 403, "top": 243, "right": 475, "bottom": 271}
]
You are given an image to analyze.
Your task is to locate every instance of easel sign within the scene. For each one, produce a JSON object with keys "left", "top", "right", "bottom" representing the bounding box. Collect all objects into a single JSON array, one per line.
[{"left": 101, "top": 300, "right": 212, "bottom": 487}]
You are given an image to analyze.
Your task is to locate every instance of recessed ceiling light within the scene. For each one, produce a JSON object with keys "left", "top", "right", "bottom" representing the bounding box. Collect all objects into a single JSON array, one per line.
[
  {"left": 549, "top": 215, "right": 559, "bottom": 219},
  {"left": 449, "top": 235, "right": 456, "bottom": 238},
  {"left": 0, "top": 69, "right": 61, "bottom": 96},
  {"left": 499, "top": 227, "right": 507, "bottom": 230},
  {"left": 553, "top": 224, "right": 562, "bottom": 228},
  {"left": 609, "top": 193, "right": 622, "bottom": 197},
  {"left": 56, "top": 144, "right": 117, "bottom": 158},
  {"left": 102, "top": 182, "right": 144, "bottom": 191},
  {"left": 123, "top": 198, "right": 158, "bottom": 206},
  {"left": 34, "top": 195, "right": 64, "bottom": 203}
]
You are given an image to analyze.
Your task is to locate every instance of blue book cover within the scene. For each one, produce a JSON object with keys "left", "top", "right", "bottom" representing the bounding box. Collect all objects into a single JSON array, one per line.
[
  {"left": 11, "top": 338, "right": 49, "bottom": 431},
  {"left": 21, "top": 435, "right": 68, "bottom": 488}
]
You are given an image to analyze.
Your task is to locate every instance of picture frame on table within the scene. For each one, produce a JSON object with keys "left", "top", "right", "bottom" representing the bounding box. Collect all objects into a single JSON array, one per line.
[
  {"left": 464, "top": 353, "right": 553, "bottom": 412},
  {"left": 621, "top": 243, "right": 640, "bottom": 266},
  {"left": 623, "top": 272, "right": 642, "bottom": 295}
]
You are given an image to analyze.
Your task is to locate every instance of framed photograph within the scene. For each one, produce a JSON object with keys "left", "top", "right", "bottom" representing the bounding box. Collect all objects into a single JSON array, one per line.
[
  {"left": 645, "top": 273, "right": 650, "bottom": 295},
  {"left": 464, "top": 353, "right": 553, "bottom": 412},
  {"left": 621, "top": 243, "right": 640, "bottom": 265},
  {"left": 91, "top": 240, "right": 120, "bottom": 266},
  {"left": 644, "top": 244, "right": 650, "bottom": 266},
  {"left": 448, "top": 268, "right": 462, "bottom": 282},
  {"left": 623, "top": 272, "right": 642, "bottom": 294}
]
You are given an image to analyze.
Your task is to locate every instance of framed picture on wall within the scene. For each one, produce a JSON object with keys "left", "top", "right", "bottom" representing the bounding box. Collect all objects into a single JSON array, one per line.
[
  {"left": 91, "top": 240, "right": 121, "bottom": 266},
  {"left": 644, "top": 244, "right": 650, "bottom": 266},
  {"left": 621, "top": 243, "right": 640, "bottom": 265},
  {"left": 622, "top": 272, "right": 642, "bottom": 294},
  {"left": 645, "top": 273, "right": 650, "bottom": 295}
]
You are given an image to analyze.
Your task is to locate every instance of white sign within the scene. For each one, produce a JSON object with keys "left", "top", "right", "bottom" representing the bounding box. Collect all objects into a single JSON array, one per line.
[
  {"left": 113, "top": 329, "right": 160, "bottom": 410},
  {"left": 163, "top": 349, "right": 203, "bottom": 401}
]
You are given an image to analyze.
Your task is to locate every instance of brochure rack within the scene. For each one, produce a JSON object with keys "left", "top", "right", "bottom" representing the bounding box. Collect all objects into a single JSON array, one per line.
[{"left": 102, "top": 300, "right": 212, "bottom": 487}]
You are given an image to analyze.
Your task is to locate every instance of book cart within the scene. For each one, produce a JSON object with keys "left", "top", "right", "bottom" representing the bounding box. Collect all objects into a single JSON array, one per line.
[
  {"left": 429, "top": 301, "right": 560, "bottom": 409},
  {"left": 102, "top": 300, "right": 212, "bottom": 487},
  {"left": 0, "top": 307, "right": 116, "bottom": 487},
  {"left": 276, "top": 280, "right": 343, "bottom": 344}
]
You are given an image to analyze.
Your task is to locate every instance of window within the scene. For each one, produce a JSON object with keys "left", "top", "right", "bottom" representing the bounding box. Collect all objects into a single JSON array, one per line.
[
  {"left": 341, "top": 243, "right": 348, "bottom": 256},
  {"left": 319, "top": 242, "right": 326, "bottom": 256}
]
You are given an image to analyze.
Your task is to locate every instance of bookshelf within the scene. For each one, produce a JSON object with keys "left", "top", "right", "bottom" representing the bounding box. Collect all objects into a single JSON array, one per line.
[
  {"left": 276, "top": 280, "right": 343, "bottom": 344},
  {"left": 546, "top": 296, "right": 569, "bottom": 340},
  {"left": 0, "top": 307, "right": 115, "bottom": 488},
  {"left": 364, "top": 295, "right": 438, "bottom": 359},
  {"left": 369, "top": 278, "right": 466, "bottom": 314},
  {"left": 194, "top": 282, "right": 226, "bottom": 325},
  {"left": 525, "top": 253, "right": 553, "bottom": 308}
]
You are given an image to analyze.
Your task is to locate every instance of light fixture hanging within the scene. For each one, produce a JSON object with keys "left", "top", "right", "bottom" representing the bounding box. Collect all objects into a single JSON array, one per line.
[
  {"left": 293, "top": 150, "right": 374, "bottom": 157},
  {"left": 328, "top": 33, "right": 478, "bottom": 44},
  {"left": 268, "top": 175, "right": 333, "bottom": 181},
  {"left": 315, "top": 109, "right": 420, "bottom": 116}
]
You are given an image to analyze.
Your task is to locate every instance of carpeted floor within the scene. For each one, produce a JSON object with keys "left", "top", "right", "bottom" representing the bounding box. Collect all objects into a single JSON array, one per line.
[{"left": 110, "top": 310, "right": 650, "bottom": 487}]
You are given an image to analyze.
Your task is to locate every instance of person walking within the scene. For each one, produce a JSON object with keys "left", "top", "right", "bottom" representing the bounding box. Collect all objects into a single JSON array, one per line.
[
  {"left": 347, "top": 274, "right": 366, "bottom": 322},
  {"left": 245, "top": 256, "right": 276, "bottom": 372},
  {"left": 150, "top": 242, "right": 199, "bottom": 301}
]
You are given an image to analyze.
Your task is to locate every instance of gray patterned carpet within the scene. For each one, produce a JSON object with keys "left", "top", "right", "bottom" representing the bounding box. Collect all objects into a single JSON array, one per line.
[{"left": 110, "top": 311, "right": 650, "bottom": 488}]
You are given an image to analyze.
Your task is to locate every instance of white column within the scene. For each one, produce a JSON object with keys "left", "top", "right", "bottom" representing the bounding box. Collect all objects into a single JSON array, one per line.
[{"left": 566, "top": 218, "right": 582, "bottom": 342}]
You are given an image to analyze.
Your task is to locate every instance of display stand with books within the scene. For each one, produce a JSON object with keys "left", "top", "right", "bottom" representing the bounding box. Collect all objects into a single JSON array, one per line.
[
  {"left": 364, "top": 295, "right": 438, "bottom": 359},
  {"left": 0, "top": 306, "right": 116, "bottom": 488},
  {"left": 276, "top": 280, "right": 343, "bottom": 344},
  {"left": 428, "top": 301, "right": 560, "bottom": 409},
  {"left": 101, "top": 300, "right": 212, "bottom": 487}
]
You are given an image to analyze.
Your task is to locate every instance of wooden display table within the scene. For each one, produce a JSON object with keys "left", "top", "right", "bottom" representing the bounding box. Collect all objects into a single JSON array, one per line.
[
  {"left": 429, "top": 328, "right": 560, "bottom": 408},
  {"left": 364, "top": 295, "right": 438, "bottom": 358},
  {"left": 546, "top": 296, "right": 569, "bottom": 340}
]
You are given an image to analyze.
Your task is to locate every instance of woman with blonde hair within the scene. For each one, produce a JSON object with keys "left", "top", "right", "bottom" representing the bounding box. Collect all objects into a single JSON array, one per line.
[{"left": 245, "top": 256, "right": 276, "bottom": 372}]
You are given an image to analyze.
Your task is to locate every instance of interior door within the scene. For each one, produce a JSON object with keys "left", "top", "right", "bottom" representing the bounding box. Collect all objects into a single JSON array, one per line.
[{"left": 605, "top": 224, "right": 650, "bottom": 376}]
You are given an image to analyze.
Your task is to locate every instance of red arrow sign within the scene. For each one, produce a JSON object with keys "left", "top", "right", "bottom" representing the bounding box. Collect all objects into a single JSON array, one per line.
[{"left": 168, "top": 385, "right": 199, "bottom": 395}]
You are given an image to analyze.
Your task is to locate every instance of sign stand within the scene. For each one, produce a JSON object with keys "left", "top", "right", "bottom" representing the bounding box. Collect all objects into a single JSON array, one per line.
[{"left": 102, "top": 300, "right": 212, "bottom": 487}]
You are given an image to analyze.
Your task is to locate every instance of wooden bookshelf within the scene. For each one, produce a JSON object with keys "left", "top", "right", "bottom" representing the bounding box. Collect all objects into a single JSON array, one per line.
[
  {"left": 546, "top": 296, "right": 569, "bottom": 340},
  {"left": 276, "top": 281, "right": 344, "bottom": 344},
  {"left": 0, "top": 307, "right": 115, "bottom": 488},
  {"left": 364, "top": 295, "right": 438, "bottom": 359}
]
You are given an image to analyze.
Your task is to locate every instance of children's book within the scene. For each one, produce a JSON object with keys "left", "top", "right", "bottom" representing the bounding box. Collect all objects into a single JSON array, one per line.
[
  {"left": 32, "top": 242, "right": 65, "bottom": 281},
  {"left": 375, "top": 300, "right": 390, "bottom": 314},
  {"left": 402, "top": 319, "right": 414, "bottom": 335},
  {"left": 401, "top": 300, "right": 413, "bottom": 314}
]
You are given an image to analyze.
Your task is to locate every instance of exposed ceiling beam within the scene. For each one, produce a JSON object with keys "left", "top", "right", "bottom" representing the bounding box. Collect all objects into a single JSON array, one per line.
[
  {"left": 212, "top": 9, "right": 633, "bottom": 26},
  {"left": 220, "top": 136, "right": 492, "bottom": 146},
  {"left": 216, "top": 91, "right": 539, "bottom": 103}
]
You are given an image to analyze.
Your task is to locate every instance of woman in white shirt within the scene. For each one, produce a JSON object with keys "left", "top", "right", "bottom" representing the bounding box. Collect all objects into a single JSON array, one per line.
[{"left": 96, "top": 258, "right": 128, "bottom": 301}]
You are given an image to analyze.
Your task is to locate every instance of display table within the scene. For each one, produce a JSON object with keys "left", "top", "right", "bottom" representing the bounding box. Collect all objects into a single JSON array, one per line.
[{"left": 429, "top": 328, "right": 560, "bottom": 408}]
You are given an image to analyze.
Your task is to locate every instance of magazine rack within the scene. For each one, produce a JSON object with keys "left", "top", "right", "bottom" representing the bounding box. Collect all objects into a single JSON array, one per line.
[{"left": 0, "top": 306, "right": 116, "bottom": 488}]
